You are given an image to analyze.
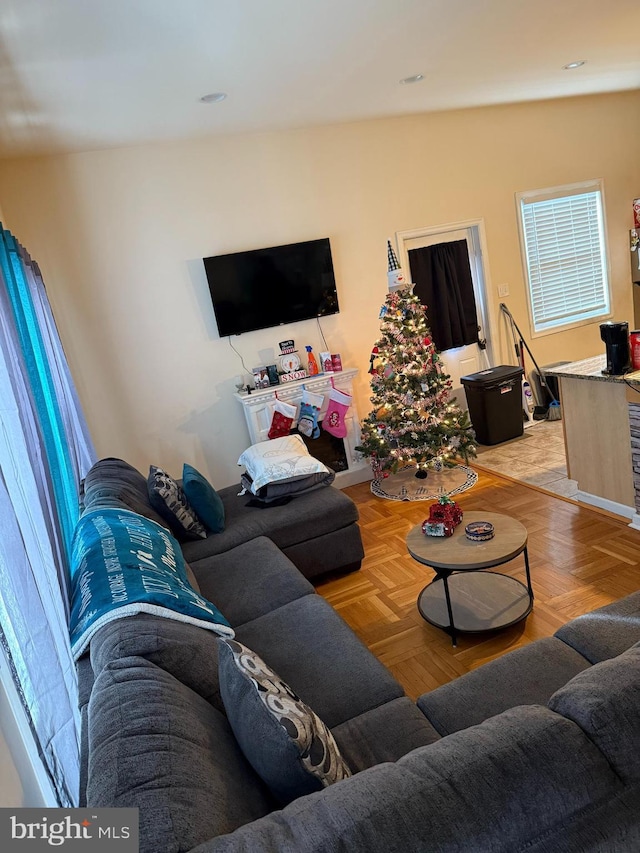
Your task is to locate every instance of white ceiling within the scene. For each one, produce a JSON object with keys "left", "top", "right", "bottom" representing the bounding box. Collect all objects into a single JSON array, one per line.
[{"left": 1, "top": 0, "right": 639, "bottom": 159}]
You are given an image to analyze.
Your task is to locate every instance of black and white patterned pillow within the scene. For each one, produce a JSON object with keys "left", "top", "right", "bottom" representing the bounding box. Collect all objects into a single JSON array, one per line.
[
  {"left": 147, "top": 465, "right": 206, "bottom": 540},
  {"left": 218, "top": 639, "right": 351, "bottom": 804}
]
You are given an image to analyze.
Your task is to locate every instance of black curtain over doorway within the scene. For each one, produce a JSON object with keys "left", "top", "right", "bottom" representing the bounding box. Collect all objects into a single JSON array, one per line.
[{"left": 409, "top": 239, "right": 479, "bottom": 351}]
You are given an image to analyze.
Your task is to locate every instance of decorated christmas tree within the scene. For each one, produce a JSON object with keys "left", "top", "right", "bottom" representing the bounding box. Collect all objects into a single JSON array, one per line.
[{"left": 357, "top": 242, "right": 477, "bottom": 478}]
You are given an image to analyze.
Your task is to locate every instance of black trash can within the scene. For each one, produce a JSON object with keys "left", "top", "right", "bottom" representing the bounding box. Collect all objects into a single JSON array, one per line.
[{"left": 461, "top": 365, "right": 524, "bottom": 445}]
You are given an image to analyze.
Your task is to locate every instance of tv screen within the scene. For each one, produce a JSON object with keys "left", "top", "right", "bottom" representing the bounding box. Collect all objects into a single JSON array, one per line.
[{"left": 203, "top": 237, "right": 339, "bottom": 337}]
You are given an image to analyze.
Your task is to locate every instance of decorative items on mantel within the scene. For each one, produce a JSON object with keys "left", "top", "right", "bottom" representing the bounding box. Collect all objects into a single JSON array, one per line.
[
  {"left": 234, "top": 367, "right": 370, "bottom": 488},
  {"left": 277, "top": 339, "right": 306, "bottom": 383},
  {"left": 252, "top": 340, "right": 344, "bottom": 388}
]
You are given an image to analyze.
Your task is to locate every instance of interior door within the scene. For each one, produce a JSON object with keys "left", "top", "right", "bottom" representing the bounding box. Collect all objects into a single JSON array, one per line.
[{"left": 400, "top": 226, "right": 491, "bottom": 398}]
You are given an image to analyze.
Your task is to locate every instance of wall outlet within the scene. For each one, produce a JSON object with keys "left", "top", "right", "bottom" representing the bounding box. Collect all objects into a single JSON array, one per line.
[{"left": 498, "top": 283, "right": 510, "bottom": 297}]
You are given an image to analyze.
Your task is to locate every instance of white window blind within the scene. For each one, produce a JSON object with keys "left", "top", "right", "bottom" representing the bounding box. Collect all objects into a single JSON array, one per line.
[{"left": 518, "top": 183, "right": 610, "bottom": 334}]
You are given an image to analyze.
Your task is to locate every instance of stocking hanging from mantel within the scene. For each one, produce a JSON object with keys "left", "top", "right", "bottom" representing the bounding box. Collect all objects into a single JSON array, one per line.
[
  {"left": 267, "top": 394, "right": 297, "bottom": 440},
  {"left": 323, "top": 380, "right": 351, "bottom": 439},
  {"left": 297, "top": 387, "right": 323, "bottom": 439}
]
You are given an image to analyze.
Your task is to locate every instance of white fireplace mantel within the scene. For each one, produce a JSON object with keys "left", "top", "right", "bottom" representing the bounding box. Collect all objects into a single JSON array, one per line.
[{"left": 234, "top": 367, "right": 370, "bottom": 487}]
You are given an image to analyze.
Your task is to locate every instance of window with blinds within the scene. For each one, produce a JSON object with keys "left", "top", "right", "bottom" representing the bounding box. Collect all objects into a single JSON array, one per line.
[{"left": 517, "top": 181, "right": 611, "bottom": 335}]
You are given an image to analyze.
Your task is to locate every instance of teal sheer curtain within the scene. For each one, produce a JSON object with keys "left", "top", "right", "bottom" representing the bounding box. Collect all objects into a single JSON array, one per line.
[
  {"left": 0, "top": 223, "right": 95, "bottom": 806},
  {"left": 0, "top": 231, "right": 78, "bottom": 559}
]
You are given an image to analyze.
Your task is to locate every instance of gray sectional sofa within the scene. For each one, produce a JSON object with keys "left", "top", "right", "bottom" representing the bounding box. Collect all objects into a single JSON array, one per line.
[
  {"left": 77, "top": 458, "right": 640, "bottom": 852},
  {"left": 80, "top": 457, "right": 365, "bottom": 580}
]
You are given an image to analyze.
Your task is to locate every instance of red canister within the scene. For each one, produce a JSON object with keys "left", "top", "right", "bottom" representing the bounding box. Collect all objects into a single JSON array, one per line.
[{"left": 630, "top": 330, "right": 640, "bottom": 371}]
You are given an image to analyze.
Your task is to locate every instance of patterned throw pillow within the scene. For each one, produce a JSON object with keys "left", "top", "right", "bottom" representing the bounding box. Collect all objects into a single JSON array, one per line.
[
  {"left": 147, "top": 466, "right": 207, "bottom": 541},
  {"left": 218, "top": 639, "right": 351, "bottom": 804}
]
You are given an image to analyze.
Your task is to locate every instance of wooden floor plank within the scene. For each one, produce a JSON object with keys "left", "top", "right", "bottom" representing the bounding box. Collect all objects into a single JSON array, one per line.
[{"left": 315, "top": 468, "right": 640, "bottom": 699}]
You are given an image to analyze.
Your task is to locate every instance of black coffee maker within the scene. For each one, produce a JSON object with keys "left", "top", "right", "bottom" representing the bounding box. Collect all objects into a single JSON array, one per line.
[{"left": 600, "top": 321, "right": 630, "bottom": 375}]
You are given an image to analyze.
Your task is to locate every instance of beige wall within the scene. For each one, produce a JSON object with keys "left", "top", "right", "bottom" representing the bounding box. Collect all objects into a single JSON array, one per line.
[{"left": 0, "top": 91, "right": 638, "bottom": 487}]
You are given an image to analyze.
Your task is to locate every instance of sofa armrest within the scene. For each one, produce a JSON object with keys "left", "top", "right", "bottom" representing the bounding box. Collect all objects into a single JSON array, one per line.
[
  {"left": 554, "top": 590, "right": 640, "bottom": 663},
  {"left": 417, "top": 636, "right": 591, "bottom": 735},
  {"left": 188, "top": 706, "right": 623, "bottom": 853}
]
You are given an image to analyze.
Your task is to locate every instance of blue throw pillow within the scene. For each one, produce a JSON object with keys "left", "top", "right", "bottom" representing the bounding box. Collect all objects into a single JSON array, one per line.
[
  {"left": 218, "top": 639, "right": 351, "bottom": 804},
  {"left": 182, "top": 464, "right": 225, "bottom": 534}
]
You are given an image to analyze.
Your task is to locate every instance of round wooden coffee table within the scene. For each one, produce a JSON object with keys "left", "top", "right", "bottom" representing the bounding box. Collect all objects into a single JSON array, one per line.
[{"left": 406, "top": 511, "right": 533, "bottom": 646}]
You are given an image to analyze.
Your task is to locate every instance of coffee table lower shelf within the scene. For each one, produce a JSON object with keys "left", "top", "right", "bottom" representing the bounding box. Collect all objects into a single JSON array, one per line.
[{"left": 418, "top": 571, "right": 533, "bottom": 637}]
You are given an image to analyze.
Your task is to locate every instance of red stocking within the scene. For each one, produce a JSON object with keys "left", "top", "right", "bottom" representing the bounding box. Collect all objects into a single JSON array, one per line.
[{"left": 268, "top": 397, "right": 297, "bottom": 440}]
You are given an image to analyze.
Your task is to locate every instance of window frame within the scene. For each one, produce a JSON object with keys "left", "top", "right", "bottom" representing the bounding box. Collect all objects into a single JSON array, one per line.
[{"left": 516, "top": 179, "right": 612, "bottom": 338}]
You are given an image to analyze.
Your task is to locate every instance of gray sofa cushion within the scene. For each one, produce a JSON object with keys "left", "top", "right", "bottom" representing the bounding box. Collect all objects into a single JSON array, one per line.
[
  {"left": 554, "top": 590, "right": 640, "bottom": 663},
  {"left": 331, "top": 697, "right": 440, "bottom": 772},
  {"left": 90, "top": 614, "right": 225, "bottom": 712},
  {"left": 78, "top": 703, "right": 89, "bottom": 809},
  {"left": 185, "top": 561, "right": 202, "bottom": 593},
  {"left": 218, "top": 640, "right": 351, "bottom": 804},
  {"left": 76, "top": 654, "right": 94, "bottom": 808},
  {"left": 197, "top": 706, "right": 623, "bottom": 853},
  {"left": 76, "top": 652, "right": 94, "bottom": 710},
  {"left": 417, "top": 636, "right": 592, "bottom": 735},
  {"left": 87, "top": 656, "right": 274, "bottom": 853},
  {"left": 190, "top": 538, "right": 314, "bottom": 626},
  {"left": 81, "top": 457, "right": 168, "bottom": 528},
  {"left": 235, "top": 596, "right": 404, "bottom": 728},
  {"left": 522, "top": 785, "right": 640, "bottom": 853},
  {"left": 548, "top": 643, "right": 640, "bottom": 783},
  {"left": 281, "top": 523, "right": 364, "bottom": 579},
  {"left": 181, "top": 483, "right": 359, "bottom": 563}
]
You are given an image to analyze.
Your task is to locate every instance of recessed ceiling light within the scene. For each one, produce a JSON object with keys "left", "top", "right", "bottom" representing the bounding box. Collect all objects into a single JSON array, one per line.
[
  {"left": 563, "top": 60, "right": 586, "bottom": 70},
  {"left": 399, "top": 74, "right": 424, "bottom": 85},
  {"left": 199, "top": 92, "right": 227, "bottom": 103}
]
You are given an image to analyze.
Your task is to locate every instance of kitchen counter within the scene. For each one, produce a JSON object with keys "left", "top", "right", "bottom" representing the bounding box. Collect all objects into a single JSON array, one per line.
[
  {"left": 543, "top": 355, "right": 640, "bottom": 527},
  {"left": 544, "top": 354, "right": 640, "bottom": 384}
]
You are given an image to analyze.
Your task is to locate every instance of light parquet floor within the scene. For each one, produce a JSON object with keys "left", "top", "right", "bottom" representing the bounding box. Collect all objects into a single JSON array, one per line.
[{"left": 314, "top": 469, "right": 640, "bottom": 701}]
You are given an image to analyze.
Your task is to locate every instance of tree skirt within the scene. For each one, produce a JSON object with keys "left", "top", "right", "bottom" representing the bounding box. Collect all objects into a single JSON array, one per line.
[{"left": 371, "top": 465, "right": 478, "bottom": 501}]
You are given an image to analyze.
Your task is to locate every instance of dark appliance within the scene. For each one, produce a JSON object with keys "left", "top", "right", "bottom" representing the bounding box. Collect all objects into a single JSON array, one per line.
[
  {"left": 600, "top": 321, "right": 630, "bottom": 376},
  {"left": 203, "top": 238, "right": 339, "bottom": 337},
  {"left": 460, "top": 365, "right": 524, "bottom": 445}
]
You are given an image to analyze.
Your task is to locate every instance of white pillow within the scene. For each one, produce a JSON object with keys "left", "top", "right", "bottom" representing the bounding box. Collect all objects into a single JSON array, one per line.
[{"left": 238, "top": 434, "right": 330, "bottom": 493}]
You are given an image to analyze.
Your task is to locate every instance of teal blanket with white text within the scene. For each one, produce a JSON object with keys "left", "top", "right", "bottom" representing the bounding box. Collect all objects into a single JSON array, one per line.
[{"left": 69, "top": 508, "right": 233, "bottom": 660}]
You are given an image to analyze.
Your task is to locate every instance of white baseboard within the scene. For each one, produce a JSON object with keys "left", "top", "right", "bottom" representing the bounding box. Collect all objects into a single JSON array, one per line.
[{"left": 575, "top": 490, "right": 637, "bottom": 524}]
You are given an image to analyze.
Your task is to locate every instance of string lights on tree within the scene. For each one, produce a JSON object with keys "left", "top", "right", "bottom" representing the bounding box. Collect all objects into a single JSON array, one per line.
[{"left": 356, "top": 241, "right": 477, "bottom": 479}]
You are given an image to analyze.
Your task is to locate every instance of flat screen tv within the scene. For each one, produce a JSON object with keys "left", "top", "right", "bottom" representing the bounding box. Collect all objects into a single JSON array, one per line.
[{"left": 203, "top": 237, "right": 339, "bottom": 337}]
